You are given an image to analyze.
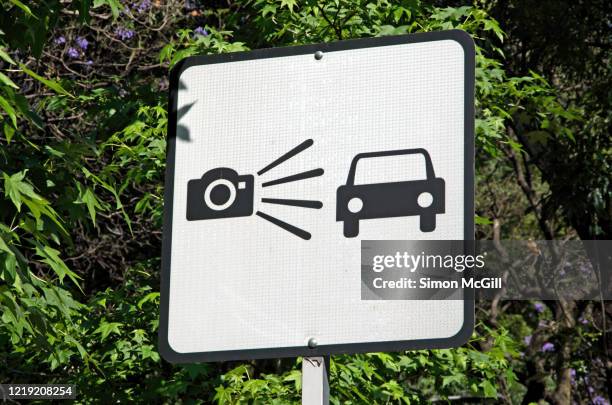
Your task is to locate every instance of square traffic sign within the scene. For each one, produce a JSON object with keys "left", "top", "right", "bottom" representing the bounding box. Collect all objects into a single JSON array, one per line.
[{"left": 160, "top": 30, "right": 475, "bottom": 362}]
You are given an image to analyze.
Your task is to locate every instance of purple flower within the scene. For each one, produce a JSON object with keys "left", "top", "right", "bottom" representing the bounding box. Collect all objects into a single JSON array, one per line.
[
  {"left": 67, "top": 47, "right": 80, "bottom": 59},
  {"left": 534, "top": 303, "right": 545, "bottom": 313},
  {"left": 570, "top": 368, "right": 576, "bottom": 385},
  {"left": 115, "top": 27, "right": 135, "bottom": 40},
  {"left": 541, "top": 342, "right": 555, "bottom": 352},
  {"left": 86, "top": 60, "right": 93, "bottom": 66},
  {"left": 579, "top": 317, "right": 589, "bottom": 324},
  {"left": 524, "top": 335, "right": 532, "bottom": 345},
  {"left": 76, "top": 36, "right": 88, "bottom": 50},
  {"left": 54, "top": 36, "right": 66, "bottom": 45},
  {"left": 593, "top": 396, "right": 609, "bottom": 405},
  {"left": 136, "top": 0, "right": 151, "bottom": 13},
  {"left": 194, "top": 26, "right": 208, "bottom": 37},
  {"left": 579, "top": 263, "right": 591, "bottom": 274}
]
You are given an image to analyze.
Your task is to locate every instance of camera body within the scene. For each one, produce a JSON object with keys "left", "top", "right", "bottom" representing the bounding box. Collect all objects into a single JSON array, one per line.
[{"left": 186, "top": 168, "right": 254, "bottom": 221}]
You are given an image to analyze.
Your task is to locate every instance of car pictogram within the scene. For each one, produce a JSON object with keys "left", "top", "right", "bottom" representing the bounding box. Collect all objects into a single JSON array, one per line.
[{"left": 336, "top": 148, "right": 445, "bottom": 237}]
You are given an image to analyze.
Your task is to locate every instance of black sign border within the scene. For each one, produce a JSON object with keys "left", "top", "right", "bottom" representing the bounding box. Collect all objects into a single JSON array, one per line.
[{"left": 160, "top": 29, "right": 475, "bottom": 363}]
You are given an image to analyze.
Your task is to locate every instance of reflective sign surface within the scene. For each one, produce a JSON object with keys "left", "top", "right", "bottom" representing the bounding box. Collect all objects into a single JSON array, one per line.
[{"left": 160, "top": 30, "right": 475, "bottom": 362}]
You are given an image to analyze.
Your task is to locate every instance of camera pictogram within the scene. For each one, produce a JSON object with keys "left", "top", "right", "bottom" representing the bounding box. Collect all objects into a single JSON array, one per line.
[
  {"left": 186, "top": 168, "right": 254, "bottom": 221},
  {"left": 185, "top": 139, "right": 324, "bottom": 240}
]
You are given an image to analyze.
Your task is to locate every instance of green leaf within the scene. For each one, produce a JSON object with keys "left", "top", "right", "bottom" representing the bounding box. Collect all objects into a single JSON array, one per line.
[
  {"left": 93, "top": 0, "right": 121, "bottom": 19},
  {"left": 35, "top": 244, "right": 82, "bottom": 287},
  {"left": 0, "top": 235, "right": 13, "bottom": 255},
  {"left": 3, "top": 121, "right": 15, "bottom": 143},
  {"left": 213, "top": 386, "right": 233, "bottom": 404},
  {"left": 139, "top": 344, "right": 157, "bottom": 360},
  {"left": 480, "top": 379, "right": 498, "bottom": 398},
  {"left": 475, "top": 215, "right": 493, "bottom": 225},
  {"left": 442, "top": 373, "right": 464, "bottom": 387},
  {"left": 76, "top": 185, "right": 105, "bottom": 226},
  {"left": 94, "top": 321, "right": 123, "bottom": 341},
  {"left": 0, "top": 95, "right": 17, "bottom": 128},
  {"left": 75, "top": 0, "right": 93, "bottom": 23},
  {"left": 3, "top": 171, "right": 31, "bottom": 211},
  {"left": 280, "top": 0, "right": 297, "bottom": 12},
  {"left": 483, "top": 19, "right": 504, "bottom": 42},
  {"left": 159, "top": 44, "right": 174, "bottom": 64},
  {"left": 8, "top": 0, "right": 35, "bottom": 16},
  {"left": 137, "top": 292, "right": 160, "bottom": 309},
  {"left": 65, "top": 335, "right": 88, "bottom": 359},
  {"left": 283, "top": 369, "right": 302, "bottom": 391},
  {"left": 2, "top": 171, "right": 68, "bottom": 234},
  {"left": 261, "top": 4, "right": 278, "bottom": 17},
  {"left": 0, "top": 72, "right": 19, "bottom": 89},
  {"left": 0, "top": 48, "right": 16, "bottom": 65},
  {"left": 3, "top": 253, "right": 18, "bottom": 282},
  {"left": 42, "top": 286, "right": 83, "bottom": 315},
  {"left": 19, "top": 65, "right": 72, "bottom": 97}
]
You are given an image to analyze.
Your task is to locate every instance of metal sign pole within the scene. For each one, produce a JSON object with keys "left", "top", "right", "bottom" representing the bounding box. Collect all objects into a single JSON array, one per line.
[{"left": 301, "top": 356, "right": 329, "bottom": 405}]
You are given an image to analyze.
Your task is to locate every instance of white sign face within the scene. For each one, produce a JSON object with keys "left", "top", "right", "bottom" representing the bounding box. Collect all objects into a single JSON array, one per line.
[{"left": 160, "top": 30, "right": 475, "bottom": 362}]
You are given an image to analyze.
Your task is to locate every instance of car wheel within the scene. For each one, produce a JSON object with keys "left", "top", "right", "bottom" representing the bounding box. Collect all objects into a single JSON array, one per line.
[
  {"left": 420, "top": 214, "right": 436, "bottom": 232},
  {"left": 343, "top": 219, "right": 359, "bottom": 238}
]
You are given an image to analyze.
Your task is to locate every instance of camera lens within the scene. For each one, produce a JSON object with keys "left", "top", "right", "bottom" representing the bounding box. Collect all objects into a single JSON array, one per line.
[
  {"left": 204, "top": 179, "right": 237, "bottom": 211},
  {"left": 210, "top": 184, "right": 231, "bottom": 206}
]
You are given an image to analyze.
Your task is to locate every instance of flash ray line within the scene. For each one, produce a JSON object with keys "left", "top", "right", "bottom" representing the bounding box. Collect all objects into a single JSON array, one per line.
[
  {"left": 261, "top": 198, "right": 323, "bottom": 209},
  {"left": 256, "top": 211, "right": 311, "bottom": 240},
  {"left": 261, "top": 168, "right": 324, "bottom": 188},
  {"left": 257, "top": 139, "right": 314, "bottom": 176}
]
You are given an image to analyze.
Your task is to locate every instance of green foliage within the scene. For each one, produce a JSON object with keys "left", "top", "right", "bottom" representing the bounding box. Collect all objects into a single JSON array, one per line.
[
  {"left": 207, "top": 325, "right": 521, "bottom": 403},
  {"left": 102, "top": 105, "right": 168, "bottom": 223},
  {"left": 160, "top": 27, "right": 249, "bottom": 68},
  {"left": 0, "top": 0, "right": 607, "bottom": 404}
]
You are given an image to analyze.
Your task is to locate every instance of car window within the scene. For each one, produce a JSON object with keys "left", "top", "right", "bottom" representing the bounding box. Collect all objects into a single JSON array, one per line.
[{"left": 352, "top": 153, "right": 428, "bottom": 185}]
